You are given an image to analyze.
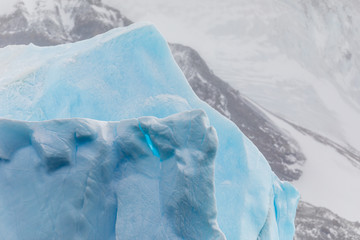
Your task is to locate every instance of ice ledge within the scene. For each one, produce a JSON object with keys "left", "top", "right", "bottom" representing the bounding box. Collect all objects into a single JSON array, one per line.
[{"left": 0, "top": 110, "right": 225, "bottom": 240}]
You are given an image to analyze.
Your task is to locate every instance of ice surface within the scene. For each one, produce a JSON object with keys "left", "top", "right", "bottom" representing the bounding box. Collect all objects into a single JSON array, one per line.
[
  {"left": 0, "top": 23, "right": 298, "bottom": 239},
  {"left": 0, "top": 111, "right": 225, "bottom": 239}
]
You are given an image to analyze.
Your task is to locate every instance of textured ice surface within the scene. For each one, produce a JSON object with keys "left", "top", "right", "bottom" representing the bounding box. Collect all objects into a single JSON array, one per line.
[
  {"left": 0, "top": 23, "right": 299, "bottom": 239},
  {"left": 0, "top": 111, "right": 225, "bottom": 239}
]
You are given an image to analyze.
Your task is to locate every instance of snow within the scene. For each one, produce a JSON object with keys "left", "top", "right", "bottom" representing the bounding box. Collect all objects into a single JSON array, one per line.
[
  {"left": 19, "top": 0, "right": 39, "bottom": 14},
  {"left": 293, "top": 132, "right": 360, "bottom": 223},
  {"left": 259, "top": 105, "right": 360, "bottom": 222},
  {"left": 0, "top": 23, "right": 298, "bottom": 239},
  {"left": 0, "top": 2, "right": 16, "bottom": 15},
  {"left": 58, "top": 4, "right": 75, "bottom": 32}
]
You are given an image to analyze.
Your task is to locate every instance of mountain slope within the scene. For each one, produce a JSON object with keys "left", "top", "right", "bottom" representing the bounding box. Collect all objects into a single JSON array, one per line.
[
  {"left": 0, "top": 0, "right": 131, "bottom": 47},
  {"left": 295, "top": 201, "right": 360, "bottom": 240}
]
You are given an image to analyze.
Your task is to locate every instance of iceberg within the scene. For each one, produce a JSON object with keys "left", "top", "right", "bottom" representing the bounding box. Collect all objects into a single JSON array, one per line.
[{"left": 0, "top": 23, "right": 299, "bottom": 239}]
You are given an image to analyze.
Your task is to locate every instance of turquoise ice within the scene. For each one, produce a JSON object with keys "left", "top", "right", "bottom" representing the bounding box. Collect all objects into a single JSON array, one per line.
[{"left": 0, "top": 23, "right": 299, "bottom": 239}]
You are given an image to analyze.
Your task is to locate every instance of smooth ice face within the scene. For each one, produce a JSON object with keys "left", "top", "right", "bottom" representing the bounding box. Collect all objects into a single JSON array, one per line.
[
  {"left": 0, "top": 23, "right": 299, "bottom": 239},
  {"left": 0, "top": 110, "right": 225, "bottom": 240}
]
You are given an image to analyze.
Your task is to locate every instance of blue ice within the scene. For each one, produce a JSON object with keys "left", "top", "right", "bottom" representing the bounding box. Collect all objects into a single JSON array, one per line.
[{"left": 0, "top": 23, "right": 299, "bottom": 239}]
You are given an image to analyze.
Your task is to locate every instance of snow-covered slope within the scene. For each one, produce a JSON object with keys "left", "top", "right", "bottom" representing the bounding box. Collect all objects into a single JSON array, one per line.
[
  {"left": 257, "top": 104, "right": 360, "bottom": 224},
  {"left": 0, "top": 0, "right": 131, "bottom": 47},
  {"left": 0, "top": 23, "right": 299, "bottom": 239},
  {"left": 295, "top": 201, "right": 360, "bottom": 240}
]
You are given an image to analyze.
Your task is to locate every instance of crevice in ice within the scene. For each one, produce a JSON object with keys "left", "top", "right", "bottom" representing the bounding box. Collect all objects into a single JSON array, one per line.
[
  {"left": 257, "top": 199, "right": 273, "bottom": 240},
  {"left": 73, "top": 132, "right": 78, "bottom": 165},
  {"left": 273, "top": 184, "right": 279, "bottom": 223},
  {"left": 74, "top": 126, "right": 96, "bottom": 143},
  {"left": 0, "top": 157, "right": 10, "bottom": 163},
  {"left": 0, "top": 121, "right": 32, "bottom": 163},
  {"left": 138, "top": 120, "right": 160, "bottom": 158}
]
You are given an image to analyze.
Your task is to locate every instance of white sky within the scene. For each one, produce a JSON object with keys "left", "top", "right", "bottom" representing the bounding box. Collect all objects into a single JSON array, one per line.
[{"left": 0, "top": 1, "right": 17, "bottom": 15}]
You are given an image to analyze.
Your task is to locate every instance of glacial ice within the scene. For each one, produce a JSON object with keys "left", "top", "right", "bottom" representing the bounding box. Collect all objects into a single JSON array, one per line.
[
  {"left": 0, "top": 23, "right": 299, "bottom": 239},
  {"left": 0, "top": 111, "right": 225, "bottom": 239}
]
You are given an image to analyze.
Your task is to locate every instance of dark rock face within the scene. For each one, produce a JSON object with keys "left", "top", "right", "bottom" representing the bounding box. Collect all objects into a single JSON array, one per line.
[
  {"left": 295, "top": 201, "right": 360, "bottom": 240},
  {"left": 0, "top": 8, "right": 60, "bottom": 46},
  {"left": 68, "top": 2, "right": 132, "bottom": 41},
  {"left": 0, "top": 0, "right": 131, "bottom": 47},
  {"left": 1, "top": 1, "right": 360, "bottom": 239}
]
